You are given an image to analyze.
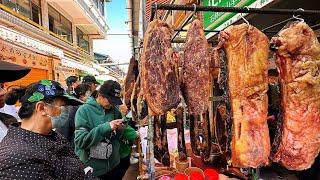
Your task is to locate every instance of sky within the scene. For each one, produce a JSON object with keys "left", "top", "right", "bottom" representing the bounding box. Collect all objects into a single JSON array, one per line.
[{"left": 93, "top": 0, "right": 131, "bottom": 71}]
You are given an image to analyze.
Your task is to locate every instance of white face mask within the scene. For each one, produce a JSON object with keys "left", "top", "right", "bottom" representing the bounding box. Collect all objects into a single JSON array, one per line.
[{"left": 45, "top": 104, "right": 69, "bottom": 129}]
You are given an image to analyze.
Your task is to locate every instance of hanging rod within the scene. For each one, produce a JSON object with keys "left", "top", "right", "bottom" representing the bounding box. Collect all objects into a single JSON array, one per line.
[
  {"left": 174, "top": 29, "right": 279, "bottom": 34},
  {"left": 150, "top": 4, "right": 320, "bottom": 21}
]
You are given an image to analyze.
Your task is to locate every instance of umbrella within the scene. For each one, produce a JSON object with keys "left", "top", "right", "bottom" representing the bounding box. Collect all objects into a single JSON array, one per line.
[{"left": 0, "top": 60, "right": 31, "bottom": 83}]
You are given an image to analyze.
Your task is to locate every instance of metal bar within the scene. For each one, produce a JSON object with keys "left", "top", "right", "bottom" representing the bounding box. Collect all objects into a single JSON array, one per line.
[
  {"left": 99, "top": 62, "right": 130, "bottom": 66},
  {"left": 174, "top": 29, "right": 220, "bottom": 33},
  {"left": 150, "top": 4, "right": 320, "bottom": 21},
  {"left": 107, "top": 34, "right": 130, "bottom": 35},
  {"left": 147, "top": 116, "right": 155, "bottom": 180},
  {"left": 173, "top": 29, "right": 279, "bottom": 33},
  {"left": 172, "top": 39, "right": 215, "bottom": 43},
  {"left": 171, "top": 13, "right": 194, "bottom": 41}
]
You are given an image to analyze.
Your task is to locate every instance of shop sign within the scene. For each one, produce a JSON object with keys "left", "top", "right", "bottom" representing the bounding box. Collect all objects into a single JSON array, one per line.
[
  {"left": 0, "top": 25, "right": 64, "bottom": 58},
  {"left": 0, "top": 39, "right": 49, "bottom": 70},
  {"left": 203, "top": 0, "right": 274, "bottom": 38},
  {"left": 61, "top": 57, "right": 99, "bottom": 75}
]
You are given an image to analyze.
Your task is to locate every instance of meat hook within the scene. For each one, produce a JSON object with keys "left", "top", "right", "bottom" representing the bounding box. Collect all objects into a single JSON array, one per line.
[
  {"left": 293, "top": 8, "right": 304, "bottom": 22},
  {"left": 154, "top": 3, "right": 158, "bottom": 19},
  {"left": 240, "top": 6, "right": 250, "bottom": 27}
]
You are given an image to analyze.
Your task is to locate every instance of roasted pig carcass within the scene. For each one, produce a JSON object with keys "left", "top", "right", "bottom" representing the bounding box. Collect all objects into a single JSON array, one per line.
[
  {"left": 141, "top": 19, "right": 180, "bottom": 116},
  {"left": 218, "top": 24, "right": 270, "bottom": 168},
  {"left": 271, "top": 22, "right": 320, "bottom": 171},
  {"left": 182, "top": 19, "right": 211, "bottom": 157}
]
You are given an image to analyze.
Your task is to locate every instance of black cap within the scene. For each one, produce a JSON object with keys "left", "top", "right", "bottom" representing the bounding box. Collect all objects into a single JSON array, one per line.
[
  {"left": 0, "top": 60, "right": 31, "bottom": 83},
  {"left": 99, "top": 80, "right": 122, "bottom": 105},
  {"left": 82, "top": 75, "right": 100, "bottom": 85},
  {"left": 21, "top": 80, "right": 83, "bottom": 106},
  {"left": 66, "top": 76, "right": 78, "bottom": 86}
]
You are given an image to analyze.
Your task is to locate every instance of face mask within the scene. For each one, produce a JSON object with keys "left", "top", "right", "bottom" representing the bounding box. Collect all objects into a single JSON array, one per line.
[{"left": 45, "top": 104, "right": 69, "bottom": 129}]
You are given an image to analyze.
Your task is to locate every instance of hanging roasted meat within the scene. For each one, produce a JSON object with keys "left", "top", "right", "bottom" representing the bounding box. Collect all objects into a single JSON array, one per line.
[
  {"left": 271, "top": 22, "right": 320, "bottom": 171},
  {"left": 124, "top": 57, "right": 139, "bottom": 109},
  {"left": 141, "top": 19, "right": 180, "bottom": 116},
  {"left": 182, "top": 19, "right": 211, "bottom": 157},
  {"left": 182, "top": 19, "right": 211, "bottom": 115},
  {"left": 218, "top": 24, "right": 270, "bottom": 168},
  {"left": 153, "top": 115, "right": 170, "bottom": 166},
  {"left": 176, "top": 106, "right": 187, "bottom": 161}
]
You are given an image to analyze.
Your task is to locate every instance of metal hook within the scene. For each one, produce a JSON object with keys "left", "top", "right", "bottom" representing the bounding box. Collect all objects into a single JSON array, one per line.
[
  {"left": 154, "top": 3, "right": 158, "bottom": 19},
  {"left": 239, "top": 6, "right": 250, "bottom": 26},
  {"left": 293, "top": 8, "right": 304, "bottom": 22},
  {"left": 192, "top": 4, "right": 197, "bottom": 18}
]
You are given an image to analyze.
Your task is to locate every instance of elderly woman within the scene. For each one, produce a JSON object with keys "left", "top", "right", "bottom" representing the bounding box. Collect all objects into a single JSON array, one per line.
[{"left": 0, "top": 80, "right": 93, "bottom": 179}]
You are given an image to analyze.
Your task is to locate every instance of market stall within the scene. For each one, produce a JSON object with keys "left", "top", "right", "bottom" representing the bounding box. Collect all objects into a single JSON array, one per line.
[{"left": 123, "top": 3, "right": 320, "bottom": 180}]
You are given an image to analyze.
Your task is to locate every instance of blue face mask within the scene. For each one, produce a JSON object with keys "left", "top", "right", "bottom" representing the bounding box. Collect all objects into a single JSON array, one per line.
[{"left": 45, "top": 104, "right": 69, "bottom": 129}]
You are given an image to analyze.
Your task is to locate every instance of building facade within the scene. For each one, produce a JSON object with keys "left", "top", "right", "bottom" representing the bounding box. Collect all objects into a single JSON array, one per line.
[
  {"left": 94, "top": 52, "right": 125, "bottom": 81},
  {"left": 0, "top": 0, "right": 108, "bottom": 87}
]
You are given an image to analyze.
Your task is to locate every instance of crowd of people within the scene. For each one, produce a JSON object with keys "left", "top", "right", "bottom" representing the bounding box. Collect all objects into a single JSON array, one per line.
[{"left": 0, "top": 60, "right": 138, "bottom": 180}]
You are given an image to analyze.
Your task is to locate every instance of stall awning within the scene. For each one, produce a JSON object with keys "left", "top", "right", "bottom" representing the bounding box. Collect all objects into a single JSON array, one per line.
[
  {"left": 91, "top": 63, "right": 110, "bottom": 74},
  {"left": 61, "top": 57, "right": 98, "bottom": 75}
]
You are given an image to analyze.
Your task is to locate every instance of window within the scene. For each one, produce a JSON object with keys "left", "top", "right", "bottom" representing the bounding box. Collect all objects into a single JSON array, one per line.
[
  {"left": 31, "top": 0, "right": 41, "bottom": 24},
  {"left": 48, "top": 5, "right": 73, "bottom": 43},
  {"left": 76, "top": 28, "right": 89, "bottom": 53},
  {"left": 16, "top": 0, "right": 30, "bottom": 19},
  {"left": 94, "top": 0, "right": 104, "bottom": 16},
  {"left": 1, "top": 0, "right": 41, "bottom": 24}
]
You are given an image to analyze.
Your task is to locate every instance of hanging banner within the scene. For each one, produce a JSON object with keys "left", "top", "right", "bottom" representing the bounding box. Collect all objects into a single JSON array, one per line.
[
  {"left": 203, "top": 0, "right": 274, "bottom": 38},
  {"left": 0, "top": 39, "right": 49, "bottom": 70},
  {"left": 0, "top": 24, "right": 64, "bottom": 58}
]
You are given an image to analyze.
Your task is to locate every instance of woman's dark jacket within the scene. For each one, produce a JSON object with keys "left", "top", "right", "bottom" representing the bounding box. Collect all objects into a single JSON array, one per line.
[{"left": 0, "top": 124, "right": 93, "bottom": 179}]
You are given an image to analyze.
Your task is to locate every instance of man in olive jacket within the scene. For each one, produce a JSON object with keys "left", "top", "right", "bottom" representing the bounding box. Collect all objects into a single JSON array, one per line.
[{"left": 75, "top": 80, "right": 126, "bottom": 179}]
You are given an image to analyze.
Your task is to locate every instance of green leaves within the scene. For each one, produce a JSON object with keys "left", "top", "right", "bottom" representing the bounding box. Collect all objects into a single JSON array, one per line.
[{"left": 28, "top": 92, "right": 44, "bottom": 103}]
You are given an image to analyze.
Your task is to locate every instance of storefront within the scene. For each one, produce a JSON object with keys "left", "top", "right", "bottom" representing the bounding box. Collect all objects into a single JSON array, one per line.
[
  {"left": 0, "top": 24, "right": 84, "bottom": 88},
  {"left": 0, "top": 38, "right": 55, "bottom": 87}
]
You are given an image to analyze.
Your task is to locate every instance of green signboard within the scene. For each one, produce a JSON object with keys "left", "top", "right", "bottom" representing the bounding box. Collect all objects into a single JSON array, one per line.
[{"left": 203, "top": 0, "right": 273, "bottom": 37}]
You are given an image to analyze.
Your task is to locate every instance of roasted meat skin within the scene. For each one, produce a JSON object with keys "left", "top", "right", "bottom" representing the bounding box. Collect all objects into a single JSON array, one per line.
[
  {"left": 141, "top": 20, "right": 180, "bottom": 115},
  {"left": 182, "top": 19, "right": 211, "bottom": 115},
  {"left": 219, "top": 24, "right": 270, "bottom": 168},
  {"left": 271, "top": 22, "right": 320, "bottom": 171}
]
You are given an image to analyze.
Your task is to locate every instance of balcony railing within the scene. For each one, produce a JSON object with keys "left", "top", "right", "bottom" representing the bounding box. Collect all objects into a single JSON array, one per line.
[
  {"left": 77, "top": 0, "right": 108, "bottom": 35},
  {"left": 0, "top": 4, "right": 93, "bottom": 63}
]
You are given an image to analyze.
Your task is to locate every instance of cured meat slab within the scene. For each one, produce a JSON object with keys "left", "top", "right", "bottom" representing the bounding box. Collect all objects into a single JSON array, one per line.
[
  {"left": 141, "top": 19, "right": 180, "bottom": 116},
  {"left": 182, "top": 19, "right": 211, "bottom": 157},
  {"left": 124, "top": 57, "right": 139, "bottom": 109},
  {"left": 176, "top": 106, "right": 187, "bottom": 161},
  {"left": 153, "top": 115, "right": 170, "bottom": 166},
  {"left": 182, "top": 19, "right": 211, "bottom": 115},
  {"left": 271, "top": 22, "right": 320, "bottom": 170},
  {"left": 219, "top": 24, "right": 270, "bottom": 168}
]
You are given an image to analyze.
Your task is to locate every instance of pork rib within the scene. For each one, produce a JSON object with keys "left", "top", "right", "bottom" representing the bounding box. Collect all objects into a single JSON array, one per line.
[
  {"left": 141, "top": 19, "right": 180, "bottom": 116},
  {"left": 271, "top": 22, "right": 320, "bottom": 171},
  {"left": 219, "top": 24, "right": 270, "bottom": 168}
]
